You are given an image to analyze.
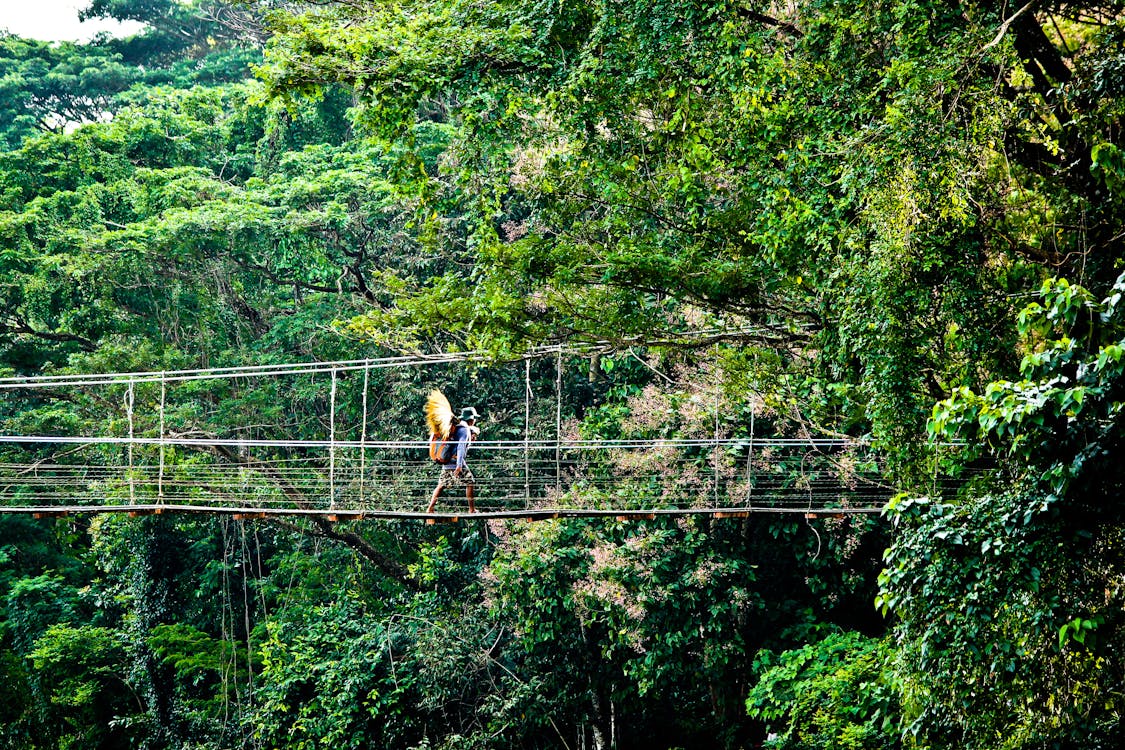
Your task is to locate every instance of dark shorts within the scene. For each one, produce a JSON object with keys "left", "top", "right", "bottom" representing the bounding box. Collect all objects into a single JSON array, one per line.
[{"left": 437, "top": 466, "right": 475, "bottom": 489}]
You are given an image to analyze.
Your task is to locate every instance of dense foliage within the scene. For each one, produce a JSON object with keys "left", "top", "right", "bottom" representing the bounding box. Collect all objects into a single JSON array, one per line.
[{"left": 1, "top": 0, "right": 1124, "bottom": 748}]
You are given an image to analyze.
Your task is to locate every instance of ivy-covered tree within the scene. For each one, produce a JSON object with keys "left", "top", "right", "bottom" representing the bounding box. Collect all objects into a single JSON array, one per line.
[{"left": 881, "top": 274, "right": 1125, "bottom": 747}]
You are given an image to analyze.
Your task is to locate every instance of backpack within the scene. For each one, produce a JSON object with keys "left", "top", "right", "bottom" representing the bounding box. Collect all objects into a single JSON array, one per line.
[{"left": 429, "top": 428, "right": 459, "bottom": 464}]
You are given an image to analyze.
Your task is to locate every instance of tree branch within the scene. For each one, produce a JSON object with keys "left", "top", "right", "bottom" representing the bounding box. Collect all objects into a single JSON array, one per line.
[
  {"left": 736, "top": 6, "right": 804, "bottom": 38},
  {"left": 0, "top": 316, "right": 96, "bottom": 351},
  {"left": 272, "top": 516, "right": 420, "bottom": 589},
  {"left": 981, "top": 0, "right": 1039, "bottom": 53}
]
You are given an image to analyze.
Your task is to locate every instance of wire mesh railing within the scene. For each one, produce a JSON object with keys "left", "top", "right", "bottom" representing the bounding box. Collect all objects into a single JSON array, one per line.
[
  {"left": 0, "top": 437, "right": 924, "bottom": 515},
  {"left": 0, "top": 353, "right": 973, "bottom": 517}
]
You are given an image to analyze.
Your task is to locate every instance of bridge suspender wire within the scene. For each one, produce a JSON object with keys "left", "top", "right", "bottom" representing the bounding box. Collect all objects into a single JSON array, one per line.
[
  {"left": 745, "top": 410, "right": 755, "bottom": 504},
  {"left": 524, "top": 357, "right": 531, "bottom": 501},
  {"left": 126, "top": 380, "right": 135, "bottom": 505},
  {"left": 360, "top": 363, "right": 370, "bottom": 507},
  {"left": 329, "top": 368, "right": 337, "bottom": 509},
  {"left": 555, "top": 350, "right": 562, "bottom": 496},
  {"left": 158, "top": 373, "right": 166, "bottom": 504},
  {"left": 714, "top": 386, "right": 720, "bottom": 508}
]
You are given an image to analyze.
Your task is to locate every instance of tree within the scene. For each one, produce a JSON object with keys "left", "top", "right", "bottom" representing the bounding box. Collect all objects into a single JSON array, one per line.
[
  {"left": 747, "top": 632, "right": 900, "bottom": 750},
  {"left": 84, "top": 0, "right": 265, "bottom": 63},
  {"left": 0, "top": 36, "right": 135, "bottom": 149},
  {"left": 28, "top": 624, "right": 136, "bottom": 749},
  {"left": 256, "top": 0, "right": 1125, "bottom": 457},
  {"left": 879, "top": 273, "right": 1125, "bottom": 747}
]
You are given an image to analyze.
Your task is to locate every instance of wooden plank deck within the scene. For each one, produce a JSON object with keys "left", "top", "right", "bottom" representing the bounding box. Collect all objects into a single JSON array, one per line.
[{"left": 4, "top": 503, "right": 884, "bottom": 521}]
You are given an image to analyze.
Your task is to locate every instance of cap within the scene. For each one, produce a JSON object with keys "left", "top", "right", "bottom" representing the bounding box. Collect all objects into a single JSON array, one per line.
[{"left": 460, "top": 406, "right": 479, "bottom": 422}]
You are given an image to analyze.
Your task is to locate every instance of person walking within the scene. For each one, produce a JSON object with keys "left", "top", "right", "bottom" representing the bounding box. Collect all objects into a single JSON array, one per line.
[{"left": 426, "top": 393, "right": 480, "bottom": 513}]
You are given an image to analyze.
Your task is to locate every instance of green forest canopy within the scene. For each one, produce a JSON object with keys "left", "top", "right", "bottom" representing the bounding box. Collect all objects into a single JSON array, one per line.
[{"left": 0, "top": 0, "right": 1124, "bottom": 748}]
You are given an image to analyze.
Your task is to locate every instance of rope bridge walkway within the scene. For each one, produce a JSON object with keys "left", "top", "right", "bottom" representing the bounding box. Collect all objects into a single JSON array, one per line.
[{"left": 0, "top": 351, "right": 949, "bottom": 521}]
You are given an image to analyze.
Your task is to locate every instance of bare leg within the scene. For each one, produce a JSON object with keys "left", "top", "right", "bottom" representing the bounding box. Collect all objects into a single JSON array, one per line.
[
  {"left": 427, "top": 485, "right": 441, "bottom": 513},
  {"left": 467, "top": 484, "right": 476, "bottom": 513}
]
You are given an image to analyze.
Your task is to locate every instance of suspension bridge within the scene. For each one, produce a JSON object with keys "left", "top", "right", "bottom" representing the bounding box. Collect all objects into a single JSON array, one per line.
[{"left": 0, "top": 349, "right": 936, "bottom": 522}]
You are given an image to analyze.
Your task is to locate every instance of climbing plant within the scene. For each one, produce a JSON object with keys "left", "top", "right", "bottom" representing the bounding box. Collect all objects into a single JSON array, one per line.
[{"left": 880, "top": 274, "right": 1125, "bottom": 747}]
